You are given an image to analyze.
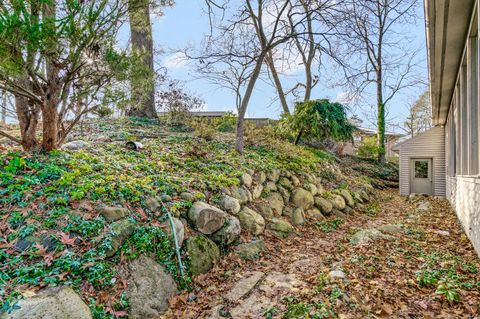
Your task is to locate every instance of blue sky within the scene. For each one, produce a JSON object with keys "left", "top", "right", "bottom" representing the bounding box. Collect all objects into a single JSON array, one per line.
[{"left": 149, "top": 0, "right": 428, "bottom": 132}]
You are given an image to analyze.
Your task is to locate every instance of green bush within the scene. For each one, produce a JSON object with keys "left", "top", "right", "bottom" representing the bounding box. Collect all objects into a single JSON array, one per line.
[
  {"left": 357, "top": 136, "right": 380, "bottom": 159},
  {"left": 216, "top": 112, "right": 237, "bottom": 132}
]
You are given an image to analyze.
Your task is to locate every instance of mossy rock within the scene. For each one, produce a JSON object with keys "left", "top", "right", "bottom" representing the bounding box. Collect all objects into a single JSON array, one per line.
[
  {"left": 267, "top": 218, "right": 293, "bottom": 238},
  {"left": 186, "top": 235, "right": 220, "bottom": 276},
  {"left": 235, "top": 240, "right": 266, "bottom": 260}
]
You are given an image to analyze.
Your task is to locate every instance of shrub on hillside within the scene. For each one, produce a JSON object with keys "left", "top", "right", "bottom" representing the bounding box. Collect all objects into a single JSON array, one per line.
[
  {"left": 216, "top": 112, "right": 237, "bottom": 132},
  {"left": 356, "top": 136, "right": 380, "bottom": 159}
]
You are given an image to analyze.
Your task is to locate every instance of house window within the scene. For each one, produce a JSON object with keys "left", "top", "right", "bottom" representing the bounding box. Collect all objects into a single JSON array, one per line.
[{"left": 414, "top": 160, "right": 429, "bottom": 178}]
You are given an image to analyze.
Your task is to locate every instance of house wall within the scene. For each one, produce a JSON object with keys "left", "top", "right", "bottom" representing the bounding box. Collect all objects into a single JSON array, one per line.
[
  {"left": 442, "top": 4, "right": 480, "bottom": 256},
  {"left": 397, "top": 126, "right": 446, "bottom": 196}
]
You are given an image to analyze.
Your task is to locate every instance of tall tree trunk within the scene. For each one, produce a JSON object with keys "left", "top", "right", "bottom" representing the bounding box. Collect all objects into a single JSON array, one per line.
[
  {"left": 127, "top": 0, "right": 156, "bottom": 118},
  {"left": 304, "top": 60, "right": 313, "bottom": 101},
  {"left": 376, "top": 70, "right": 386, "bottom": 163},
  {"left": 15, "top": 93, "right": 39, "bottom": 151},
  {"left": 236, "top": 52, "right": 267, "bottom": 154},
  {"left": 266, "top": 52, "right": 289, "bottom": 114}
]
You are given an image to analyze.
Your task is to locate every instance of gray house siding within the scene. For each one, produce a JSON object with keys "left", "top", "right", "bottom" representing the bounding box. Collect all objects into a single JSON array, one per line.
[{"left": 394, "top": 126, "right": 446, "bottom": 197}]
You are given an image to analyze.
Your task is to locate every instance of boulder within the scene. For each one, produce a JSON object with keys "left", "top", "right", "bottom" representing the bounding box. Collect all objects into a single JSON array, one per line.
[
  {"left": 186, "top": 235, "right": 220, "bottom": 275},
  {"left": 267, "top": 169, "right": 281, "bottom": 182},
  {"left": 161, "top": 217, "right": 185, "bottom": 247},
  {"left": 291, "top": 188, "right": 314, "bottom": 210},
  {"left": 290, "top": 175, "right": 301, "bottom": 187},
  {"left": 267, "top": 218, "right": 293, "bottom": 238},
  {"left": 266, "top": 192, "right": 284, "bottom": 216},
  {"left": 219, "top": 195, "right": 241, "bottom": 215},
  {"left": 305, "top": 208, "right": 324, "bottom": 220},
  {"left": 105, "top": 219, "right": 135, "bottom": 257},
  {"left": 145, "top": 197, "right": 161, "bottom": 212},
  {"left": 252, "top": 184, "right": 263, "bottom": 200},
  {"left": 188, "top": 202, "right": 228, "bottom": 235},
  {"left": 331, "top": 195, "right": 346, "bottom": 210},
  {"left": 291, "top": 208, "right": 305, "bottom": 225},
  {"left": 338, "top": 189, "right": 355, "bottom": 207},
  {"left": 120, "top": 255, "right": 178, "bottom": 319},
  {"left": 180, "top": 192, "right": 196, "bottom": 202},
  {"left": 314, "top": 197, "right": 333, "bottom": 214},
  {"left": 277, "top": 186, "right": 291, "bottom": 204},
  {"left": 61, "top": 140, "right": 89, "bottom": 151},
  {"left": 240, "top": 172, "right": 253, "bottom": 188},
  {"left": 307, "top": 183, "right": 318, "bottom": 196},
  {"left": 256, "top": 203, "right": 274, "bottom": 219},
  {"left": 1, "top": 286, "right": 92, "bottom": 319},
  {"left": 99, "top": 206, "right": 128, "bottom": 222},
  {"left": 238, "top": 207, "right": 265, "bottom": 235},
  {"left": 263, "top": 181, "right": 277, "bottom": 193},
  {"left": 211, "top": 215, "right": 241, "bottom": 246},
  {"left": 235, "top": 240, "right": 266, "bottom": 260},
  {"left": 278, "top": 177, "right": 293, "bottom": 190},
  {"left": 230, "top": 186, "right": 252, "bottom": 204}
]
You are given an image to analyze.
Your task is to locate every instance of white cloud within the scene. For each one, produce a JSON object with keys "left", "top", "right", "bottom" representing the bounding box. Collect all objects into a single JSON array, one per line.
[{"left": 163, "top": 52, "right": 187, "bottom": 70}]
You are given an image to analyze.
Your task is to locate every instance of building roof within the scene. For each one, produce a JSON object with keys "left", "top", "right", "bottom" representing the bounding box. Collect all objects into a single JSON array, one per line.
[
  {"left": 424, "top": 0, "right": 476, "bottom": 125},
  {"left": 391, "top": 126, "right": 443, "bottom": 152},
  {"left": 356, "top": 127, "right": 403, "bottom": 137},
  {"left": 157, "top": 111, "right": 271, "bottom": 121}
]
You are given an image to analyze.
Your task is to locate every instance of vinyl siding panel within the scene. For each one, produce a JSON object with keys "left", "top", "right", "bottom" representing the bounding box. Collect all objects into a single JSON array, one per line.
[{"left": 395, "top": 126, "right": 446, "bottom": 196}]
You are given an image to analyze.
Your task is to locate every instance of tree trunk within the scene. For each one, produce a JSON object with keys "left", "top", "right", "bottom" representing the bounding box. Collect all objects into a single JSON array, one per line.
[
  {"left": 127, "top": 0, "right": 156, "bottom": 118},
  {"left": 15, "top": 94, "right": 39, "bottom": 151},
  {"left": 376, "top": 73, "right": 386, "bottom": 163},
  {"left": 236, "top": 52, "right": 267, "bottom": 154},
  {"left": 266, "top": 52, "right": 289, "bottom": 115},
  {"left": 304, "top": 60, "right": 313, "bottom": 101},
  {"left": 41, "top": 103, "right": 59, "bottom": 151}
]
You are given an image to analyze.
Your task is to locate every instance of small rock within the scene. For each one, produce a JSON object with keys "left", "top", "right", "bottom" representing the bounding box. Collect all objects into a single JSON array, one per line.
[
  {"left": 252, "top": 184, "right": 263, "bottom": 200},
  {"left": 316, "top": 183, "right": 325, "bottom": 194},
  {"left": 314, "top": 197, "right": 333, "bottom": 214},
  {"left": 277, "top": 186, "right": 291, "bottom": 204},
  {"left": 235, "top": 240, "right": 266, "bottom": 260},
  {"left": 145, "top": 197, "right": 160, "bottom": 212},
  {"left": 230, "top": 186, "right": 252, "bottom": 204},
  {"left": 416, "top": 201, "right": 430, "bottom": 212},
  {"left": 219, "top": 195, "right": 241, "bottom": 215},
  {"left": 331, "top": 195, "right": 346, "bottom": 210},
  {"left": 433, "top": 229, "right": 450, "bottom": 236},
  {"left": 99, "top": 206, "right": 128, "bottom": 222},
  {"left": 343, "top": 206, "right": 352, "bottom": 214},
  {"left": 338, "top": 189, "right": 355, "bottom": 207},
  {"left": 188, "top": 202, "right": 228, "bottom": 235},
  {"left": 308, "top": 183, "right": 318, "bottom": 196},
  {"left": 186, "top": 235, "right": 220, "bottom": 276},
  {"left": 291, "top": 208, "right": 305, "bottom": 225},
  {"left": 263, "top": 181, "right": 277, "bottom": 193},
  {"left": 161, "top": 217, "right": 185, "bottom": 247},
  {"left": 240, "top": 173, "right": 253, "bottom": 188},
  {"left": 256, "top": 203, "right": 274, "bottom": 219},
  {"left": 353, "top": 192, "right": 364, "bottom": 204},
  {"left": 278, "top": 177, "right": 293, "bottom": 190},
  {"left": 160, "top": 194, "right": 173, "bottom": 202},
  {"left": 332, "top": 209, "right": 346, "bottom": 219},
  {"left": 290, "top": 175, "right": 300, "bottom": 187},
  {"left": 180, "top": 192, "right": 196, "bottom": 202},
  {"left": 14, "top": 235, "right": 38, "bottom": 252},
  {"left": 266, "top": 192, "right": 284, "bottom": 216},
  {"left": 329, "top": 270, "right": 346, "bottom": 280},
  {"left": 105, "top": 219, "right": 135, "bottom": 257},
  {"left": 119, "top": 255, "right": 178, "bottom": 319},
  {"left": 291, "top": 188, "right": 314, "bottom": 210},
  {"left": 267, "top": 218, "right": 293, "bottom": 238},
  {"left": 61, "top": 140, "right": 89, "bottom": 150},
  {"left": 225, "top": 271, "right": 264, "bottom": 302},
  {"left": 267, "top": 169, "right": 281, "bottom": 182},
  {"left": 210, "top": 215, "right": 241, "bottom": 246},
  {"left": 255, "top": 171, "right": 267, "bottom": 184},
  {"left": 2, "top": 286, "right": 92, "bottom": 319},
  {"left": 305, "top": 208, "right": 324, "bottom": 220},
  {"left": 350, "top": 228, "right": 395, "bottom": 245},
  {"left": 377, "top": 224, "right": 403, "bottom": 234},
  {"left": 238, "top": 207, "right": 265, "bottom": 235}
]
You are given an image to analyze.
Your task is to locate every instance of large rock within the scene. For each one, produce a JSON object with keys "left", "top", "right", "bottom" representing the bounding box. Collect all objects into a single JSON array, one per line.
[
  {"left": 338, "top": 189, "right": 355, "bottom": 207},
  {"left": 290, "top": 175, "right": 301, "bottom": 187},
  {"left": 291, "top": 188, "right": 314, "bottom": 210},
  {"left": 330, "top": 195, "right": 346, "bottom": 210},
  {"left": 105, "top": 219, "right": 135, "bottom": 257},
  {"left": 61, "top": 140, "right": 89, "bottom": 151},
  {"left": 263, "top": 181, "right": 277, "bottom": 193},
  {"left": 252, "top": 184, "right": 263, "bottom": 200},
  {"left": 256, "top": 203, "right": 274, "bottom": 219},
  {"left": 278, "top": 177, "right": 293, "bottom": 190},
  {"left": 186, "top": 235, "right": 220, "bottom": 275},
  {"left": 99, "top": 206, "right": 128, "bottom": 222},
  {"left": 119, "top": 255, "right": 178, "bottom": 319},
  {"left": 238, "top": 207, "right": 265, "bottom": 235},
  {"left": 266, "top": 192, "right": 284, "bottom": 216},
  {"left": 307, "top": 183, "right": 318, "bottom": 196},
  {"left": 305, "top": 208, "right": 324, "bottom": 220},
  {"left": 240, "top": 173, "right": 253, "bottom": 188},
  {"left": 219, "top": 195, "right": 241, "bottom": 215},
  {"left": 145, "top": 197, "right": 161, "bottom": 212},
  {"left": 230, "top": 186, "right": 252, "bottom": 204},
  {"left": 314, "top": 197, "right": 333, "bottom": 214},
  {"left": 210, "top": 215, "right": 241, "bottom": 246},
  {"left": 161, "top": 217, "right": 185, "bottom": 247},
  {"left": 267, "top": 218, "right": 293, "bottom": 238},
  {"left": 277, "top": 186, "right": 291, "bottom": 204},
  {"left": 180, "top": 192, "right": 196, "bottom": 202},
  {"left": 267, "top": 169, "right": 281, "bottom": 182},
  {"left": 188, "top": 202, "right": 228, "bottom": 235},
  {"left": 291, "top": 208, "right": 305, "bottom": 225},
  {"left": 1, "top": 286, "right": 92, "bottom": 319},
  {"left": 235, "top": 240, "right": 266, "bottom": 260},
  {"left": 225, "top": 271, "right": 265, "bottom": 302},
  {"left": 254, "top": 171, "right": 267, "bottom": 184}
]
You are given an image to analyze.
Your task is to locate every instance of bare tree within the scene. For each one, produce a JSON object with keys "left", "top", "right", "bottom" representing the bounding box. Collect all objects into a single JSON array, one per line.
[
  {"left": 403, "top": 90, "right": 431, "bottom": 138},
  {"left": 335, "top": 0, "right": 422, "bottom": 162}
]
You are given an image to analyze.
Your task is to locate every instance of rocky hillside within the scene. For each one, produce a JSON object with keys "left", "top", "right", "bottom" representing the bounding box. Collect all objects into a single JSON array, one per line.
[{"left": 0, "top": 117, "right": 393, "bottom": 318}]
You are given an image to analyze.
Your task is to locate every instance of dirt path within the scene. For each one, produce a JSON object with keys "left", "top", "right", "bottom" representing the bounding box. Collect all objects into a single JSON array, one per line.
[{"left": 164, "top": 189, "right": 480, "bottom": 318}]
